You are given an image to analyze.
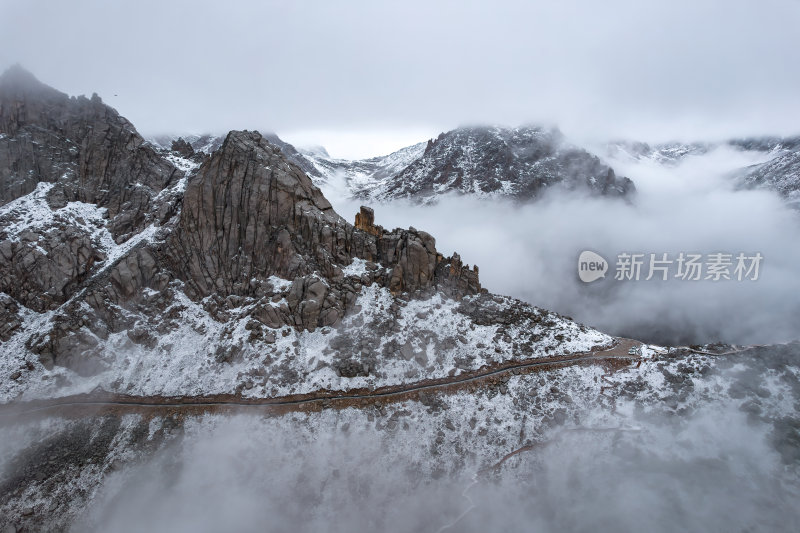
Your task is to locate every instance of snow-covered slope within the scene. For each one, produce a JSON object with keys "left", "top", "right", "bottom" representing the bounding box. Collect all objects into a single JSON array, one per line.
[
  {"left": 737, "top": 143, "right": 800, "bottom": 207},
  {"left": 0, "top": 276, "right": 612, "bottom": 401},
  {"left": 3, "top": 341, "right": 799, "bottom": 532},
  {"left": 302, "top": 141, "right": 427, "bottom": 198},
  {"left": 607, "top": 136, "right": 800, "bottom": 206}
]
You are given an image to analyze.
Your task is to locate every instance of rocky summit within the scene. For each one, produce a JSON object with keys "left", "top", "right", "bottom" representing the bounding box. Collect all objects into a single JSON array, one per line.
[{"left": 0, "top": 65, "right": 179, "bottom": 241}]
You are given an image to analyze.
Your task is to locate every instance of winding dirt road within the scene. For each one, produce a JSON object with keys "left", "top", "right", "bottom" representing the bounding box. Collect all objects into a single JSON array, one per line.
[{"left": 0, "top": 338, "right": 643, "bottom": 420}]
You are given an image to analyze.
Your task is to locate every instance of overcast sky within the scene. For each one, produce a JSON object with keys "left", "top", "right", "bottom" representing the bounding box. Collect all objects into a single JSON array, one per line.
[{"left": 1, "top": 0, "right": 799, "bottom": 158}]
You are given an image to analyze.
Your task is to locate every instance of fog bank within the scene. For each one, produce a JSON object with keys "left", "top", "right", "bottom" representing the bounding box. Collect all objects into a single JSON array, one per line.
[
  {"left": 324, "top": 146, "right": 800, "bottom": 345},
  {"left": 75, "top": 405, "right": 798, "bottom": 533}
]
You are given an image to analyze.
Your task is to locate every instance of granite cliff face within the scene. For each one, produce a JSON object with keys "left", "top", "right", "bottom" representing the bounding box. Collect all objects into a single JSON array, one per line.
[{"left": 0, "top": 65, "right": 179, "bottom": 239}]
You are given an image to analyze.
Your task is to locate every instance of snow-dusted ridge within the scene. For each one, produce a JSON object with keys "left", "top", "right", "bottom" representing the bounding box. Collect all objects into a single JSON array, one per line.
[
  {"left": 605, "top": 136, "right": 800, "bottom": 205},
  {"left": 0, "top": 275, "right": 616, "bottom": 401}
]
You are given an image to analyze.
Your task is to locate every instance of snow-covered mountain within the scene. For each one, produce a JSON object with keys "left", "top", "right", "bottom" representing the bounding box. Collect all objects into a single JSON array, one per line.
[
  {"left": 366, "top": 126, "right": 635, "bottom": 203},
  {"left": 2, "top": 66, "right": 799, "bottom": 532},
  {"left": 735, "top": 139, "right": 800, "bottom": 207},
  {"left": 606, "top": 140, "right": 713, "bottom": 165},
  {"left": 300, "top": 126, "right": 635, "bottom": 204},
  {"left": 301, "top": 140, "right": 428, "bottom": 198}
]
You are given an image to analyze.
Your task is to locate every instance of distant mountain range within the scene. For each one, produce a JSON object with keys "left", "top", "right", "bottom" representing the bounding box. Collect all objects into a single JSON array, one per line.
[
  {"left": 150, "top": 126, "right": 636, "bottom": 204},
  {"left": 149, "top": 128, "right": 800, "bottom": 208}
]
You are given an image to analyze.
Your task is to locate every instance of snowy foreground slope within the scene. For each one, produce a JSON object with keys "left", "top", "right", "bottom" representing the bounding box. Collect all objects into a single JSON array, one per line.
[{"left": 2, "top": 343, "right": 799, "bottom": 532}]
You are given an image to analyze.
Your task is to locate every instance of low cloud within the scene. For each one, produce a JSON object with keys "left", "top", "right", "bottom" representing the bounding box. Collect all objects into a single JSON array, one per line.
[
  {"left": 73, "top": 403, "right": 797, "bottom": 532},
  {"left": 326, "top": 146, "right": 800, "bottom": 345}
]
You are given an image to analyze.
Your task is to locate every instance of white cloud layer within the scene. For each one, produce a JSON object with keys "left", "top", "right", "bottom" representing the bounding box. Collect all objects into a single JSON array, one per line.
[{"left": 1, "top": 0, "right": 799, "bottom": 155}]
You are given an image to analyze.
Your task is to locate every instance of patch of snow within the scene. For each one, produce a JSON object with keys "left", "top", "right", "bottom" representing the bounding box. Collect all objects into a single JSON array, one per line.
[
  {"left": 341, "top": 258, "right": 368, "bottom": 277},
  {"left": 267, "top": 275, "right": 293, "bottom": 292},
  {"left": 164, "top": 153, "right": 200, "bottom": 173}
]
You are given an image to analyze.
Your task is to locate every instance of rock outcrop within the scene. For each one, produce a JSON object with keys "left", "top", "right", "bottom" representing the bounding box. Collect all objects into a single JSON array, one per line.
[
  {"left": 170, "top": 137, "right": 195, "bottom": 158},
  {"left": 159, "top": 130, "right": 480, "bottom": 303},
  {"left": 0, "top": 224, "right": 105, "bottom": 312},
  {"left": 354, "top": 206, "right": 383, "bottom": 236},
  {"left": 163, "top": 130, "right": 345, "bottom": 297},
  {"left": 0, "top": 65, "right": 180, "bottom": 239}
]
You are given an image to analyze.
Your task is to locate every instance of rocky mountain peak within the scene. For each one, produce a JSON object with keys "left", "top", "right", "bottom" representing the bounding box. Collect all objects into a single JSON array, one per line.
[
  {"left": 163, "top": 129, "right": 342, "bottom": 299},
  {"left": 339, "top": 125, "right": 635, "bottom": 203},
  {"left": 161, "top": 128, "right": 482, "bottom": 307},
  {"left": 0, "top": 64, "right": 56, "bottom": 95},
  {"left": 170, "top": 137, "right": 195, "bottom": 158},
  {"left": 0, "top": 67, "right": 180, "bottom": 243}
]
